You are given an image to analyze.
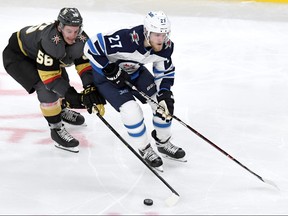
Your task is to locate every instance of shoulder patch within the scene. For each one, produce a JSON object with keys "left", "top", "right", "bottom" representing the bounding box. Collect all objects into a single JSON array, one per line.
[
  {"left": 51, "top": 34, "right": 62, "bottom": 45},
  {"left": 78, "top": 34, "right": 88, "bottom": 43},
  {"left": 165, "top": 39, "right": 172, "bottom": 49},
  {"left": 130, "top": 30, "right": 139, "bottom": 45}
]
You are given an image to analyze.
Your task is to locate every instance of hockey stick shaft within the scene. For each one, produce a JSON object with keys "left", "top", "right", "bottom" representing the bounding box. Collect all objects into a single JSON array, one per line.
[
  {"left": 125, "top": 81, "right": 277, "bottom": 188},
  {"left": 93, "top": 107, "right": 180, "bottom": 197}
]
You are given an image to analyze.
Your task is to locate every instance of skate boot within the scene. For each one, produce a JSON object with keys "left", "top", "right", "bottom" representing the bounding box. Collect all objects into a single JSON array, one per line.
[
  {"left": 61, "top": 108, "right": 85, "bottom": 126},
  {"left": 50, "top": 124, "right": 79, "bottom": 153},
  {"left": 139, "top": 144, "right": 163, "bottom": 171},
  {"left": 152, "top": 130, "right": 186, "bottom": 162}
]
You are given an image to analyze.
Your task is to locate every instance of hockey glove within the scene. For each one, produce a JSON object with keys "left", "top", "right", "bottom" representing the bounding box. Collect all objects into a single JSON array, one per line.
[
  {"left": 81, "top": 84, "right": 106, "bottom": 115},
  {"left": 102, "top": 63, "right": 130, "bottom": 88},
  {"left": 156, "top": 90, "right": 174, "bottom": 123},
  {"left": 63, "top": 87, "right": 85, "bottom": 109}
]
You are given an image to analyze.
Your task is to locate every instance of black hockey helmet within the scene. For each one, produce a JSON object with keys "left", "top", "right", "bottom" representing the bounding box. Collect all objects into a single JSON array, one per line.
[{"left": 57, "top": 8, "right": 83, "bottom": 26}]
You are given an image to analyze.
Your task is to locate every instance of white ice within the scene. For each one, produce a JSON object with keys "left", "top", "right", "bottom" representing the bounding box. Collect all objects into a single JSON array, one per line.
[{"left": 1, "top": 0, "right": 288, "bottom": 215}]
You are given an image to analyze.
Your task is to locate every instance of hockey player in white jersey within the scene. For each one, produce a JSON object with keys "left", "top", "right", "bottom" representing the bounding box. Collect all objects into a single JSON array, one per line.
[{"left": 84, "top": 11, "right": 186, "bottom": 169}]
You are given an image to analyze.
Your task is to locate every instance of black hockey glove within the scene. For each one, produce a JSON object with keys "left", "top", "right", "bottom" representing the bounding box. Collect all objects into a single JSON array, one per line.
[
  {"left": 81, "top": 84, "right": 106, "bottom": 115},
  {"left": 102, "top": 63, "right": 130, "bottom": 88},
  {"left": 63, "top": 87, "right": 85, "bottom": 109},
  {"left": 156, "top": 90, "right": 174, "bottom": 123}
]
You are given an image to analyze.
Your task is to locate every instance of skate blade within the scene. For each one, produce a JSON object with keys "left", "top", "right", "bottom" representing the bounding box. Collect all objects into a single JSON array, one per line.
[
  {"left": 54, "top": 143, "right": 79, "bottom": 153},
  {"left": 63, "top": 122, "right": 87, "bottom": 127},
  {"left": 153, "top": 165, "right": 164, "bottom": 172},
  {"left": 162, "top": 154, "right": 187, "bottom": 162}
]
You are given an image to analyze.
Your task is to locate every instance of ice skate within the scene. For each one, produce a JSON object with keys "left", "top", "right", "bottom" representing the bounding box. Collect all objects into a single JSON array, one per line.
[
  {"left": 51, "top": 124, "right": 79, "bottom": 153},
  {"left": 152, "top": 130, "right": 187, "bottom": 162},
  {"left": 139, "top": 144, "right": 164, "bottom": 172},
  {"left": 61, "top": 108, "right": 86, "bottom": 126}
]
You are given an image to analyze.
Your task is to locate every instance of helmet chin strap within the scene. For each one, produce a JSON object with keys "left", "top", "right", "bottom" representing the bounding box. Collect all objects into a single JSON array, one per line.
[
  {"left": 144, "top": 30, "right": 151, "bottom": 47},
  {"left": 145, "top": 38, "right": 151, "bottom": 47}
]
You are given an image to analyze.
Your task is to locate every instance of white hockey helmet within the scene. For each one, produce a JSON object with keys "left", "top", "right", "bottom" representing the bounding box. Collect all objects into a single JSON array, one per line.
[{"left": 144, "top": 11, "right": 171, "bottom": 39}]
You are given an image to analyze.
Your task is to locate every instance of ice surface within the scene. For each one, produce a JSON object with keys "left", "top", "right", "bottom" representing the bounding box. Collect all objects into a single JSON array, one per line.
[{"left": 0, "top": 0, "right": 288, "bottom": 215}]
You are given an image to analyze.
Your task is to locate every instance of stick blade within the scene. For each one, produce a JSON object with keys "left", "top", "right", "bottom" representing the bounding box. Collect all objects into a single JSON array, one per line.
[
  {"left": 165, "top": 193, "right": 180, "bottom": 207},
  {"left": 262, "top": 178, "right": 279, "bottom": 190}
]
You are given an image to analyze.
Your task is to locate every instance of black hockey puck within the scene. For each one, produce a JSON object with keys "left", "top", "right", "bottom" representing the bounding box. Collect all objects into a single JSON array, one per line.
[{"left": 144, "top": 198, "right": 153, "bottom": 206}]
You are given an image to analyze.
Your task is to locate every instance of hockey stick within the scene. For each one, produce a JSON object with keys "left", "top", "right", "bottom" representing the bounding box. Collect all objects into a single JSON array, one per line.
[
  {"left": 92, "top": 106, "right": 180, "bottom": 206},
  {"left": 124, "top": 81, "right": 278, "bottom": 189}
]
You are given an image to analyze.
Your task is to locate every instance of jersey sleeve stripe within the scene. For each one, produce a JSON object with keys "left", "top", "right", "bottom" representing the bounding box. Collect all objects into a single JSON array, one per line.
[
  {"left": 86, "top": 38, "right": 99, "bottom": 55},
  {"left": 96, "top": 33, "right": 106, "bottom": 54},
  {"left": 76, "top": 63, "right": 92, "bottom": 76},
  {"left": 17, "top": 31, "right": 28, "bottom": 56}
]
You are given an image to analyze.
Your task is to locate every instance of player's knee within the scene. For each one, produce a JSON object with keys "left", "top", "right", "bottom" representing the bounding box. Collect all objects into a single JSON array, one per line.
[
  {"left": 40, "top": 100, "right": 62, "bottom": 117},
  {"left": 120, "top": 101, "right": 147, "bottom": 141},
  {"left": 120, "top": 100, "right": 143, "bottom": 125}
]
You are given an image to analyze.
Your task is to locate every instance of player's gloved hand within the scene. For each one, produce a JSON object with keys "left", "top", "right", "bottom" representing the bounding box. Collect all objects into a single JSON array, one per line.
[
  {"left": 156, "top": 90, "right": 174, "bottom": 123},
  {"left": 63, "top": 87, "right": 85, "bottom": 109},
  {"left": 81, "top": 84, "right": 106, "bottom": 115},
  {"left": 102, "top": 63, "right": 130, "bottom": 88}
]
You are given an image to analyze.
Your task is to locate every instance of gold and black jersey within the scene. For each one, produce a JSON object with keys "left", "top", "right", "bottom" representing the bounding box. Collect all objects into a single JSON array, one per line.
[{"left": 17, "top": 21, "right": 92, "bottom": 87}]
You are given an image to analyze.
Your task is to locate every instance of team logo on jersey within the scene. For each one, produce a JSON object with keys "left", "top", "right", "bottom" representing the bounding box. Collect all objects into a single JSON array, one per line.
[
  {"left": 130, "top": 30, "right": 139, "bottom": 45},
  {"left": 51, "top": 34, "right": 62, "bottom": 45},
  {"left": 78, "top": 34, "right": 87, "bottom": 43},
  {"left": 165, "top": 38, "right": 172, "bottom": 49}
]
